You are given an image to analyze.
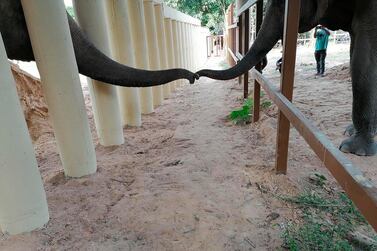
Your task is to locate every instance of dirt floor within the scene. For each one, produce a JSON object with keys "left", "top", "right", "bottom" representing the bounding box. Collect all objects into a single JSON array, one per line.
[{"left": 1, "top": 44, "right": 376, "bottom": 250}]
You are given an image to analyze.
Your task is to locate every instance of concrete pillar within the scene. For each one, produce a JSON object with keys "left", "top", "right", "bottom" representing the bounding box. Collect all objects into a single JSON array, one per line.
[
  {"left": 185, "top": 23, "right": 189, "bottom": 70},
  {"left": 189, "top": 24, "right": 195, "bottom": 71},
  {"left": 154, "top": 3, "right": 171, "bottom": 99},
  {"left": 0, "top": 34, "right": 49, "bottom": 235},
  {"left": 185, "top": 23, "right": 192, "bottom": 71},
  {"left": 181, "top": 22, "right": 189, "bottom": 85},
  {"left": 186, "top": 23, "right": 192, "bottom": 71},
  {"left": 164, "top": 18, "right": 177, "bottom": 92},
  {"left": 189, "top": 25, "right": 196, "bottom": 71},
  {"left": 106, "top": 0, "right": 142, "bottom": 127},
  {"left": 171, "top": 20, "right": 181, "bottom": 89},
  {"left": 192, "top": 25, "right": 199, "bottom": 71},
  {"left": 21, "top": 0, "right": 96, "bottom": 177},
  {"left": 127, "top": 0, "right": 154, "bottom": 114},
  {"left": 175, "top": 21, "right": 185, "bottom": 87},
  {"left": 179, "top": 22, "right": 188, "bottom": 81},
  {"left": 143, "top": 0, "right": 163, "bottom": 108},
  {"left": 73, "top": 0, "right": 124, "bottom": 146}
]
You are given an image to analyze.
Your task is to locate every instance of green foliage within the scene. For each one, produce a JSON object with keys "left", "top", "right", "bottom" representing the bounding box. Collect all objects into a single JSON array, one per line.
[
  {"left": 261, "top": 100, "right": 272, "bottom": 109},
  {"left": 279, "top": 188, "right": 377, "bottom": 251},
  {"left": 229, "top": 98, "right": 253, "bottom": 124},
  {"left": 260, "top": 91, "right": 272, "bottom": 109},
  {"left": 229, "top": 94, "right": 273, "bottom": 125},
  {"left": 163, "top": 0, "right": 234, "bottom": 34},
  {"left": 283, "top": 222, "right": 354, "bottom": 251}
]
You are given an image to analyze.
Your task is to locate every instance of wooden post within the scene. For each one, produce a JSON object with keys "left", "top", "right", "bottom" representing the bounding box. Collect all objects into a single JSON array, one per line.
[
  {"left": 238, "top": 13, "right": 243, "bottom": 86},
  {"left": 73, "top": 0, "right": 124, "bottom": 146},
  {"left": 0, "top": 34, "right": 49, "bottom": 235},
  {"left": 275, "top": 0, "right": 301, "bottom": 174},
  {"left": 21, "top": 0, "right": 96, "bottom": 177},
  {"left": 243, "top": 10, "right": 250, "bottom": 99},
  {"left": 106, "top": 0, "right": 142, "bottom": 127},
  {"left": 253, "top": 0, "right": 264, "bottom": 122}
]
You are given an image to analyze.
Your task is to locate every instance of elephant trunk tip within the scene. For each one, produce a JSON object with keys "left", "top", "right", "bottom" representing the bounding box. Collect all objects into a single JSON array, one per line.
[
  {"left": 195, "top": 69, "right": 227, "bottom": 81},
  {"left": 177, "top": 69, "right": 199, "bottom": 84}
]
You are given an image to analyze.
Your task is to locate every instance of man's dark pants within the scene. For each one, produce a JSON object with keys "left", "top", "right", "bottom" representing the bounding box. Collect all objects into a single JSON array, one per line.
[{"left": 315, "top": 49, "right": 327, "bottom": 75}]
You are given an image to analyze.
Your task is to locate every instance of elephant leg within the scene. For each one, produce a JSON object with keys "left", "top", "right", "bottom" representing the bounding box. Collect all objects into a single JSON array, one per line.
[
  {"left": 343, "top": 33, "right": 356, "bottom": 137},
  {"left": 340, "top": 19, "right": 377, "bottom": 156},
  {"left": 344, "top": 124, "right": 356, "bottom": 137}
]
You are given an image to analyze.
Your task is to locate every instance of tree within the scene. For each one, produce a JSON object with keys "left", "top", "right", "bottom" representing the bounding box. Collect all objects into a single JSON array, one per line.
[{"left": 164, "top": 0, "right": 234, "bottom": 34}]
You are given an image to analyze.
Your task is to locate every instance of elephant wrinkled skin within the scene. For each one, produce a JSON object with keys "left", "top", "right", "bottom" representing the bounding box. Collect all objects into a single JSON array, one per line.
[
  {"left": 197, "top": 0, "right": 377, "bottom": 156},
  {"left": 0, "top": 1, "right": 197, "bottom": 87}
]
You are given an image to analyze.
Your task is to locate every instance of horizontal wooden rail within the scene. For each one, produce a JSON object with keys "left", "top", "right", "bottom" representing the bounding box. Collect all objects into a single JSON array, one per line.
[
  {"left": 237, "top": 0, "right": 258, "bottom": 16},
  {"left": 227, "top": 47, "right": 239, "bottom": 63},
  {"left": 236, "top": 52, "right": 244, "bottom": 61},
  {"left": 251, "top": 69, "right": 377, "bottom": 232},
  {"left": 227, "top": 23, "right": 238, "bottom": 30}
]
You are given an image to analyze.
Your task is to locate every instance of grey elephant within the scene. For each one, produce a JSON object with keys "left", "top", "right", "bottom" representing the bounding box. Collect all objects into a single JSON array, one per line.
[
  {"left": 198, "top": 0, "right": 377, "bottom": 156},
  {"left": 0, "top": 1, "right": 197, "bottom": 86}
]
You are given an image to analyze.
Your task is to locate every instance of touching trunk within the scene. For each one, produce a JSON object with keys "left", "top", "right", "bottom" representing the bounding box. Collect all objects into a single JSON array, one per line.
[
  {"left": 196, "top": 3, "right": 284, "bottom": 80},
  {"left": 68, "top": 15, "right": 196, "bottom": 87}
]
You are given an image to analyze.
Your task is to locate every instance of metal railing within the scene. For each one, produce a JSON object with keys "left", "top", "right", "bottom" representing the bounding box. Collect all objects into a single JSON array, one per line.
[{"left": 225, "top": 0, "right": 377, "bottom": 231}]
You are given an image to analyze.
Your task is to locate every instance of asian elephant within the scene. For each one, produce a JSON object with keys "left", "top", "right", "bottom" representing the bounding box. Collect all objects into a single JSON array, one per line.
[
  {"left": 0, "top": 1, "right": 197, "bottom": 87},
  {"left": 197, "top": 0, "right": 377, "bottom": 156}
]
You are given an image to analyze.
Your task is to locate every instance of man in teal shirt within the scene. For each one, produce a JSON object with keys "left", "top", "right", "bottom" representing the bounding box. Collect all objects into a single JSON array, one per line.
[{"left": 314, "top": 25, "right": 330, "bottom": 76}]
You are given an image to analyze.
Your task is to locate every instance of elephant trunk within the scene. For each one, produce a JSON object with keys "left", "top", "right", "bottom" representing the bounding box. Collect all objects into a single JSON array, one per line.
[
  {"left": 197, "top": 2, "right": 284, "bottom": 80},
  {"left": 68, "top": 15, "right": 196, "bottom": 87}
]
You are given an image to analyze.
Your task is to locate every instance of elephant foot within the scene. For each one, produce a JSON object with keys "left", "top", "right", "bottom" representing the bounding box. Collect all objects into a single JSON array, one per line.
[
  {"left": 339, "top": 134, "right": 377, "bottom": 156},
  {"left": 344, "top": 124, "right": 356, "bottom": 137}
]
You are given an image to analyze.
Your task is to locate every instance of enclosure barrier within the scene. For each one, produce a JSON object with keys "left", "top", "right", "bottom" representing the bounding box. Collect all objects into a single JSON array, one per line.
[
  {"left": 144, "top": 0, "right": 164, "bottom": 107},
  {"left": 106, "top": 0, "right": 142, "bottom": 127},
  {"left": 206, "top": 35, "right": 225, "bottom": 57},
  {"left": 0, "top": 0, "right": 208, "bottom": 234},
  {"left": 0, "top": 35, "right": 49, "bottom": 235},
  {"left": 73, "top": 0, "right": 124, "bottom": 146},
  {"left": 226, "top": 0, "right": 377, "bottom": 231},
  {"left": 21, "top": 0, "right": 97, "bottom": 178}
]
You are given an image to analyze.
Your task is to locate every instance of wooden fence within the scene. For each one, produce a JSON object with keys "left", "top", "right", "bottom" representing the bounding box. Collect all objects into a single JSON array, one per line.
[{"left": 225, "top": 0, "right": 377, "bottom": 231}]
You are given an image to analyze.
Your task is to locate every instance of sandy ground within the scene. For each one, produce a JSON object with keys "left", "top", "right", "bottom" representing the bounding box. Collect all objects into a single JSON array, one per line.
[{"left": 1, "top": 43, "right": 376, "bottom": 250}]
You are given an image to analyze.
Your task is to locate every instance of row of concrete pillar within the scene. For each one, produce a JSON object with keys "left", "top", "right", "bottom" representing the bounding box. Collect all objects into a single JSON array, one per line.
[{"left": 0, "top": 0, "right": 208, "bottom": 235}]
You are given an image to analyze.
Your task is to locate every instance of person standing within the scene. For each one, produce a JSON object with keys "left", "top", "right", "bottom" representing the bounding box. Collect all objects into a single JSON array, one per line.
[{"left": 314, "top": 25, "right": 330, "bottom": 76}]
